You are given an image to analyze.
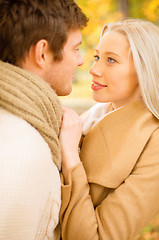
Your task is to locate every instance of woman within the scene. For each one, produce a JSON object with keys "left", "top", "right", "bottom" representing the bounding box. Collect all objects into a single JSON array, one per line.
[{"left": 60, "top": 18, "right": 159, "bottom": 240}]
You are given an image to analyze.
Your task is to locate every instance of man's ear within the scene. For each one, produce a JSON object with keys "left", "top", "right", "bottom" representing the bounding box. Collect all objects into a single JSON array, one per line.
[
  {"left": 20, "top": 39, "right": 52, "bottom": 74},
  {"left": 34, "top": 39, "right": 50, "bottom": 68}
]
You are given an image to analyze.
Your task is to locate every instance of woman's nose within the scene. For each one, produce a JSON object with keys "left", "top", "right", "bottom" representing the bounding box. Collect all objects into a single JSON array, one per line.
[
  {"left": 90, "top": 63, "right": 102, "bottom": 77},
  {"left": 89, "top": 66, "right": 94, "bottom": 75}
]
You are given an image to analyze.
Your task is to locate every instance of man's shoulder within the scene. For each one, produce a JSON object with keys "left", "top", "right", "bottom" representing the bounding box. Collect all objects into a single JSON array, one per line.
[
  {"left": 0, "top": 107, "right": 43, "bottom": 139},
  {"left": 0, "top": 107, "right": 52, "bottom": 162}
]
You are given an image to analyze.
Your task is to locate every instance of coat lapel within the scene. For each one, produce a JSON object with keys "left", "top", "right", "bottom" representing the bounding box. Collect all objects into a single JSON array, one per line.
[{"left": 80, "top": 100, "right": 159, "bottom": 188}]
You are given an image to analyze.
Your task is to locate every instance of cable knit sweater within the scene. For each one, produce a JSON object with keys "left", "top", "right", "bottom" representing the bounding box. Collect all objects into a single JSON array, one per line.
[
  {"left": 0, "top": 108, "right": 61, "bottom": 240},
  {"left": 0, "top": 61, "right": 62, "bottom": 240}
]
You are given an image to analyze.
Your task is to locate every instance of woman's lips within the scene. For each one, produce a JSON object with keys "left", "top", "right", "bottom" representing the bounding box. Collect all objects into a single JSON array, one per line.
[{"left": 91, "top": 81, "right": 107, "bottom": 90}]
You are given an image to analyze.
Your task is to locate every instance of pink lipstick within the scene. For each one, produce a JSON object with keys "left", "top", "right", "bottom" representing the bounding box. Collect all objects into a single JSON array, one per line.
[{"left": 91, "top": 81, "right": 107, "bottom": 90}]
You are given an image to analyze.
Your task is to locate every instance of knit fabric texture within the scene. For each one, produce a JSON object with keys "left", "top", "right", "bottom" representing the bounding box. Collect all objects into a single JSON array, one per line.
[{"left": 0, "top": 60, "right": 63, "bottom": 170}]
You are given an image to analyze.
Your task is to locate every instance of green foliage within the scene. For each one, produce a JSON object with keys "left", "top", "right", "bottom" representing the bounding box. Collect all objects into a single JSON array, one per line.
[{"left": 128, "top": 0, "right": 146, "bottom": 19}]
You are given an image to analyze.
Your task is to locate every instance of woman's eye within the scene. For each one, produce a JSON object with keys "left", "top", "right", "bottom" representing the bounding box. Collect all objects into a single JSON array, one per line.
[
  {"left": 94, "top": 55, "right": 99, "bottom": 61},
  {"left": 108, "top": 57, "right": 116, "bottom": 63}
]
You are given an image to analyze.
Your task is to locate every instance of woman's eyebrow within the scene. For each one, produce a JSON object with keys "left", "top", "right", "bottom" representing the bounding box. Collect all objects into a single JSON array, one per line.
[
  {"left": 104, "top": 51, "right": 120, "bottom": 57},
  {"left": 95, "top": 49, "right": 121, "bottom": 57}
]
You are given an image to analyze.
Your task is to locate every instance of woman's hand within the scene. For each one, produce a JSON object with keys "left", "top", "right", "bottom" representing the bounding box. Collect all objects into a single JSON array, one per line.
[{"left": 60, "top": 107, "right": 83, "bottom": 180}]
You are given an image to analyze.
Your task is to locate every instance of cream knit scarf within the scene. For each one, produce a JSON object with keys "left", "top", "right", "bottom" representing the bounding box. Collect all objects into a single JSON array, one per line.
[{"left": 0, "top": 60, "right": 63, "bottom": 170}]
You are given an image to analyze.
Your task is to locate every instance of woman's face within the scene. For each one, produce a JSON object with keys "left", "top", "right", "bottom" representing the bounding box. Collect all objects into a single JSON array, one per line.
[{"left": 90, "top": 31, "right": 141, "bottom": 109}]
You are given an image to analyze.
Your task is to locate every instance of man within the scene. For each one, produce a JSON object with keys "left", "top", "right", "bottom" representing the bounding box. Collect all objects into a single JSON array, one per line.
[{"left": 0, "top": 0, "right": 87, "bottom": 239}]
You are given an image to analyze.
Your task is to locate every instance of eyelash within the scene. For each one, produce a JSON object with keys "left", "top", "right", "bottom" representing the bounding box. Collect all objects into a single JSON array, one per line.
[
  {"left": 94, "top": 55, "right": 99, "bottom": 61},
  {"left": 107, "top": 57, "right": 116, "bottom": 63}
]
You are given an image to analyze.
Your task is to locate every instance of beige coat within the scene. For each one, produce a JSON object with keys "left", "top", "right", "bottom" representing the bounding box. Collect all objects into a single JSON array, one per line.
[{"left": 60, "top": 100, "right": 159, "bottom": 240}]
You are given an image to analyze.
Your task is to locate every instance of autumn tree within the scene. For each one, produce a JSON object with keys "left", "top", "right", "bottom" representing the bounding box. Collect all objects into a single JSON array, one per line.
[{"left": 118, "top": 0, "right": 128, "bottom": 17}]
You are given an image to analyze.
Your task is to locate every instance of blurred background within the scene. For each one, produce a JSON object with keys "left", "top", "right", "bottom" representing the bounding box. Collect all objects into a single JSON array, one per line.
[
  {"left": 60, "top": 0, "right": 159, "bottom": 115},
  {"left": 61, "top": 1, "right": 159, "bottom": 239}
]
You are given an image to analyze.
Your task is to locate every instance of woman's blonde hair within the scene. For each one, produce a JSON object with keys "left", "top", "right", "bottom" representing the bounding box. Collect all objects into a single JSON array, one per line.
[{"left": 101, "top": 18, "right": 159, "bottom": 119}]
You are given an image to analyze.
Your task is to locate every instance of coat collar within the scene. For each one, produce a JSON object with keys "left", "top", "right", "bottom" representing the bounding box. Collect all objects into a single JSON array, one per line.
[{"left": 80, "top": 100, "right": 159, "bottom": 188}]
